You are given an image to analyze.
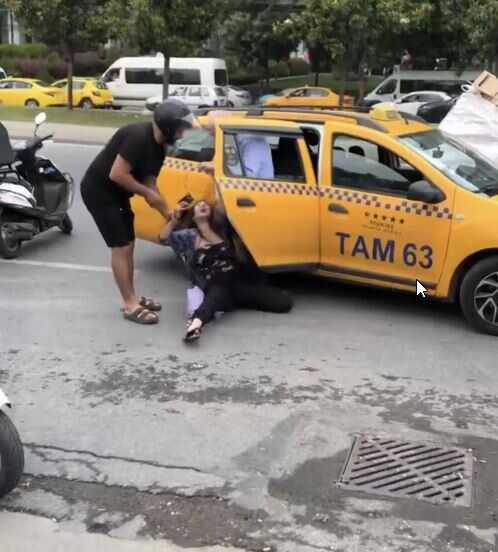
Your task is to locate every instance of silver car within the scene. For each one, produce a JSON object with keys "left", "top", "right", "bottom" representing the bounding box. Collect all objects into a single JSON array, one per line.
[{"left": 146, "top": 85, "right": 228, "bottom": 112}]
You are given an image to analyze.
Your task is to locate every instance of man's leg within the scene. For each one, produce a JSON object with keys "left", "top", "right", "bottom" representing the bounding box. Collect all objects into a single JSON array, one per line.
[{"left": 111, "top": 244, "right": 139, "bottom": 312}]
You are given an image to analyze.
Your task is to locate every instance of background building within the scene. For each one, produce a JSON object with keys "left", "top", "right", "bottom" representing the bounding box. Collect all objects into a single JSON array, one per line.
[{"left": 0, "top": 8, "right": 27, "bottom": 44}]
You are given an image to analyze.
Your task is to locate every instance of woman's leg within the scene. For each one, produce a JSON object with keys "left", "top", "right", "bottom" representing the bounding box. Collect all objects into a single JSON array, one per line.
[{"left": 232, "top": 281, "right": 293, "bottom": 313}]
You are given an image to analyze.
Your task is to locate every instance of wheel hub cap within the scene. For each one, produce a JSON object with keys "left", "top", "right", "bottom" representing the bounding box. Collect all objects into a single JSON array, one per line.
[{"left": 474, "top": 271, "right": 498, "bottom": 326}]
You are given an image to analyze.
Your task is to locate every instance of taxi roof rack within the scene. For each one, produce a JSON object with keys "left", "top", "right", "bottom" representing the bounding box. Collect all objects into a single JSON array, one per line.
[{"left": 195, "top": 105, "right": 388, "bottom": 132}]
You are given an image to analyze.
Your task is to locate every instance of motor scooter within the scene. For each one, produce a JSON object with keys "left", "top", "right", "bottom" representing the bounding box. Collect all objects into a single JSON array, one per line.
[
  {"left": 0, "top": 112, "right": 74, "bottom": 259},
  {"left": 0, "top": 388, "right": 24, "bottom": 498}
]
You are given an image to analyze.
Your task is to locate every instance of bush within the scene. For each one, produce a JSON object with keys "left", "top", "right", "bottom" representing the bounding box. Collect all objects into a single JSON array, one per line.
[
  {"left": 269, "top": 60, "right": 290, "bottom": 79},
  {"left": 15, "top": 58, "right": 48, "bottom": 79},
  {"left": 74, "top": 51, "right": 108, "bottom": 77},
  {"left": 0, "top": 43, "right": 49, "bottom": 59},
  {"left": 288, "top": 58, "right": 311, "bottom": 76}
]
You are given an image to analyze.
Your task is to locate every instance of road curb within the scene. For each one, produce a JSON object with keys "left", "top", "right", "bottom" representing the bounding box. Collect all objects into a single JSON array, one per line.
[{"left": 0, "top": 512, "right": 246, "bottom": 552}]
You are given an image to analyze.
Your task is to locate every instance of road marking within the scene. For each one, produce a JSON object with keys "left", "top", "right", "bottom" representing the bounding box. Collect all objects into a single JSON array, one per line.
[{"left": 0, "top": 259, "right": 112, "bottom": 273}]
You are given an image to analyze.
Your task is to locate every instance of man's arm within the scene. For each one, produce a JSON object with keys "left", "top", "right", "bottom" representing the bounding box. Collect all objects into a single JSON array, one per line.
[
  {"left": 109, "top": 156, "right": 169, "bottom": 218},
  {"left": 109, "top": 155, "right": 152, "bottom": 197}
]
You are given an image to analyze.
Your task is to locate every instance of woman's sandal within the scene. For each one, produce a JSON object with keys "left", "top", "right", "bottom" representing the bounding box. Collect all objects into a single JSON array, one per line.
[
  {"left": 139, "top": 296, "right": 162, "bottom": 312},
  {"left": 184, "top": 326, "right": 202, "bottom": 343},
  {"left": 123, "top": 306, "right": 159, "bottom": 325}
]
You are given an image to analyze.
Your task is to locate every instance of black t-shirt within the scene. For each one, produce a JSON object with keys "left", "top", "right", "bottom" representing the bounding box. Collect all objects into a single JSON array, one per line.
[{"left": 84, "top": 122, "right": 165, "bottom": 203}]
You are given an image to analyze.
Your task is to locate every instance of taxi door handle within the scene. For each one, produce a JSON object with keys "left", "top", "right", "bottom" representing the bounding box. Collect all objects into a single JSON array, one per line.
[
  {"left": 329, "top": 203, "right": 348, "bottom": 214},
  {"left": 237, "top": 197, "right": 256, "bottom": 208}
]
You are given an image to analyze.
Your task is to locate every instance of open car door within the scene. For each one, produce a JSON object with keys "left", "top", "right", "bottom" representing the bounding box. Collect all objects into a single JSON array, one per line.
[{"left": 214, "top": 118, "right": 320, "bottom": 271}]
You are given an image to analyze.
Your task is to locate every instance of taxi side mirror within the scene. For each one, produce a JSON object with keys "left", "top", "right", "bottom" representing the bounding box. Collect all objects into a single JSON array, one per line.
[{"left": 407, "top": 180, "right": 445, "bottom": 204}]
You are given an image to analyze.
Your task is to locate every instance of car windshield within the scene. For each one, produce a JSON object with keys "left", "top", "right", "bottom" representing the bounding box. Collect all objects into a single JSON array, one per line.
[{"left": 400, "top": 129, "right": 498, "bottom": 194}]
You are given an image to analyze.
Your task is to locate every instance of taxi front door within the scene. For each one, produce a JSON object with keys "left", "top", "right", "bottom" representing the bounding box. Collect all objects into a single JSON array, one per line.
[
  {"left": 319, "top": 123, "right": 455, "bottom": 293},
  {"left": 214, "top": 123, "right": 320, "bottom": 271}
]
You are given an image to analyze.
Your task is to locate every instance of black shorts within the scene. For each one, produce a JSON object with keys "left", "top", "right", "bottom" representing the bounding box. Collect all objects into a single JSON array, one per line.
[{"left": 81, "top": 176, "right": 135, "bottom": 248}]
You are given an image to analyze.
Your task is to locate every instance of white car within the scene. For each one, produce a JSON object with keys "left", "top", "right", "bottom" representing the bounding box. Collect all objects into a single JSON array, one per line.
[
  {"left": 379, "top": 91, "right": 452, "bottom": 115},
  {"left": 145, "top": 85, "right": 227, "bottom": 112},
  {"left": 227, "top": 86, "right": 252, "bottom": 107}
]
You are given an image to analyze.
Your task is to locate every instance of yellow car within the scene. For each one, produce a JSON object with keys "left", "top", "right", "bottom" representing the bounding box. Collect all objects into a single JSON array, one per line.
[
  {"left": 51, "top": 78, "right": 113, "bottom": 109},
  {"left": 264, "top": 86, "right": 354, "bottom": 108},
  {"left": 0, "top": 78, "right": 65, "bottom": 108},
  {"left": 133, "top": 106, "right": 498, "bottom": 335}
]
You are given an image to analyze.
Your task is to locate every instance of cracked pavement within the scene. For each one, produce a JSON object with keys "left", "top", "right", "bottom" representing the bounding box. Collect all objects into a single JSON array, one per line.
[{"left": 0, "top": 143, "right": 497, "bottom": 551}]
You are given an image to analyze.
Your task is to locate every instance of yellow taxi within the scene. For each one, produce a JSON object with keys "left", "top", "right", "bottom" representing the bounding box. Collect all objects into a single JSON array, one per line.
[
  {"left": 0, "top": 78, "right": 65, "bottom": 108},
  {"left": 133, "top": 106, "right": 498, "bottom": 335},
  {"left": 263, "top": 86, "right": 354, "bottom": 108},
  {"left": 51, "top": 78, "right": 113, "bottom": 109}
]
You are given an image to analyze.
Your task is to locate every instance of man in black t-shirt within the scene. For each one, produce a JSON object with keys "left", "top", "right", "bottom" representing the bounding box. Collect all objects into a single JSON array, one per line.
[{"left": 81, "top": 101, "right": 195, "bottom": 325}]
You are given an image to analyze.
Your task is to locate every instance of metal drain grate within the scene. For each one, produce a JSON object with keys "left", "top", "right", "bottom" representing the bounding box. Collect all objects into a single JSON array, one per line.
[{"left": 337, "top": 435, "right": 473, "bottom": 506}]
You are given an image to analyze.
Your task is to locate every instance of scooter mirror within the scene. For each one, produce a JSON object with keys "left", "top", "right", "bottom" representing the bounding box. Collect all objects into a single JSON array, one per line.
[{"left": 35, "top": 112, "right": 47, "bottom": 127}]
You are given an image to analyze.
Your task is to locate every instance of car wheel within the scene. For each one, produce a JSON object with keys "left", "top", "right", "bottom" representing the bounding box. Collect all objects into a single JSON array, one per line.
[
  {"left": 0, "top": 411, "right": 24, "bottom": 498},
  {"left": 25, "top": 99, "right": 39, "bottom": 109},
  {"left": 228, "top": 101, "right": 234, "bottom": 108},
  {"left": 111, "top": 105, "right": 122, "bottom": 110},
  {"left": 80, "top": 98, "right": 93, "bottom": 110},
  {"left": 460, "top": 256, "right": 498, "bottom": 336},
  {"left": 58, "top": 214, "right": 73, "bottom": 235},
  {"left": 0, "top": 222, "right": 21, "bottom": 259}
]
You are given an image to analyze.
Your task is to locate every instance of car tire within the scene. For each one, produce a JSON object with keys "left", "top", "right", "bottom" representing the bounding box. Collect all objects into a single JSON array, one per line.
[
  {"left": 25, "top": 99, "right": 39, "bottom": 108},
  {"left": 58, "top": 214, "right": 73, "bottom": 235},
  {"left": 228, "top": 101, "right": 234, "bottom": 108},
  {"left": 111, "top": 105, "right": 122, "bottom": 111},
  {"left": 0, "top": 222, "right": 21, "bottom": 259},
  {"left": 460, "top": 256, "right": 498, "bottom": 336},
  {"left": 80, "top": 98, "right": 93, "bottom": 110},
  {"left": 0, "top": 410, "right": 24, "bottom": 498}
]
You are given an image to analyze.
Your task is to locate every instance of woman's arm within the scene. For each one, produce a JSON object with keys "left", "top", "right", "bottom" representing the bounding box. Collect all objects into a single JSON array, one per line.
[{"left": 158, "top": 201, "right": 191, "bottom": 244}]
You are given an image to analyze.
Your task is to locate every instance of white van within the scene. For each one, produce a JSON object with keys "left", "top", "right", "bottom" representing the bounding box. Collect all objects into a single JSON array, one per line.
[
  {"left": 102, "top": 55, "right": 228, "bottom": 108},
  {"left": 363, "top": 68, "right": 481, "bottom": 106}
]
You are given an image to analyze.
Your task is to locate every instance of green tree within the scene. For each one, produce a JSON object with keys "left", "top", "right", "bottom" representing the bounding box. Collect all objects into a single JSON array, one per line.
[
  {"left": 289, "top": 0, "right": 387, "bottom": 102},
  {"left": 7, "top": 0, "right": 115, "bottom": 109},
  {"left": 463, "top": 0, "right": 498, "bottom": 71},
  {"left": 123, "top": 0, "right": 227, "bottom": 99},
  {"left": 221, "top": 0, "right": 298, "bottom": 83}
]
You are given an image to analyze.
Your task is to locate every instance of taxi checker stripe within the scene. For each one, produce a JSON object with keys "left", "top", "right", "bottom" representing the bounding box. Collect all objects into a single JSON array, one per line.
[
  {"left": 218, "top": 179, "right": 454, "bottom": 219},
  {"left": 163, "top": 158, "right": 205, "bottom": 173}
]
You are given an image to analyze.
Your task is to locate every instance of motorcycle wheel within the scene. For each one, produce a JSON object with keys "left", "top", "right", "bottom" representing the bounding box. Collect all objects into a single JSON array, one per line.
[
  {"left": 0, "top": 222, "right": 21, "bottom": 259},
  {"left": 0, "top": 411, "right": 24, "bottom": 498},
  {"left": 58, "top": 214, "right": 73, "bottom": 235}
]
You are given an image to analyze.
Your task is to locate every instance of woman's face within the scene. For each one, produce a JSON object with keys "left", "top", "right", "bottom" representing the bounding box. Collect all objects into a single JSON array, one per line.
[{"left": 193, "top": 201, "right": 212, "bottom": 222}]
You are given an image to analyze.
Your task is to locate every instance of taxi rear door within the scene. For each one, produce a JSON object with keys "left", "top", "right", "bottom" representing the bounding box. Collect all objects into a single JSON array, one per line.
[
  {"left": 319, "top": 121, "right": 456, "bottom": 292},
  {"left": 214, "top": 119, "right": 319, "bottom": 270}
]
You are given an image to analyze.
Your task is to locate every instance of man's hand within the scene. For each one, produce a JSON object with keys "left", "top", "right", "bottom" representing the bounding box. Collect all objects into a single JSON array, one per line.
[
  {"left": 173, "top": 200, "right": 192, "bottom": 221},
  {"left": 198, "top": 161, "right": 215, "bottom": 176},
  {"left": 145, "top": 188, "right": 169, "bottom": 218}
]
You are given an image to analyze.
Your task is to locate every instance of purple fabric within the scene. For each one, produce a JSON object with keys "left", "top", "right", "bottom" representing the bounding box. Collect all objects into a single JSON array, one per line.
[{"left": 186, "top": 286, "right": 205, "bottom": 318}]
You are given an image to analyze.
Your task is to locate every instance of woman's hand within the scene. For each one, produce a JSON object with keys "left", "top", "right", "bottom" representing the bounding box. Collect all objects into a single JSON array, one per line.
[{"left": 173, "top": 200, "right": 191, "bottom": 221}]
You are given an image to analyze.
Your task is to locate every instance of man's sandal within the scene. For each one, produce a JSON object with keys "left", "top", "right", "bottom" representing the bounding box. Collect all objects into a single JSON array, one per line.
[
  {"left": 123, "top": 307, "right": 159, "bottom": 325},
  {"left": 139, "top": 297, "right": 162, "bottom": 312}
]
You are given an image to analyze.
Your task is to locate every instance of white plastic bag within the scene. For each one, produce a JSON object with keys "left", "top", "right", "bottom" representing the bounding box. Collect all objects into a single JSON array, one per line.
[{"left": 440, "top": 91, "right": 498, "bottom": 165}]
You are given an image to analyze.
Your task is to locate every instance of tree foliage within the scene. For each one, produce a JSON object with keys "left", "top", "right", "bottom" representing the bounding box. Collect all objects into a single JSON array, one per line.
[
  {"left": 7, "top": 0, "right": 114, "bottom": 108},
  {"left": 121, "top": 0, "right": 228, "bottom": 98},
  {"left": 221, "top": 0, "right": 298, "bottom": 81}
]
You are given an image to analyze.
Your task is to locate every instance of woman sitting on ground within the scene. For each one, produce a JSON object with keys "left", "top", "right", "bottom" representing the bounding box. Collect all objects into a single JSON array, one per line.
[{"left": 160, "top": 199, "right": 293, "bottom": 343}]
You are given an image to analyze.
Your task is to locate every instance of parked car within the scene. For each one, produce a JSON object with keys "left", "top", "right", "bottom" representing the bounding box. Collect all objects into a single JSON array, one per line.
[
  {"left": 227, "top": 86, "right": 252, "bottom": 107},
  {"left": 145, "top": 85, "right": 228, "bottom": 112},
  {"left": 378, "top": 91, "right": 452, "bottom": 115},
  {"left": 417, "top": 97, "right": 458, "bottom": 124},
  {"left": 0, "top": 78, "right": 65, "bottom": 108},
  {"left": 263, "top": 86, "right": 354, "bottom": 108},
  {"left": 51, "top": 78, "right": 113, "bottom": 109}
]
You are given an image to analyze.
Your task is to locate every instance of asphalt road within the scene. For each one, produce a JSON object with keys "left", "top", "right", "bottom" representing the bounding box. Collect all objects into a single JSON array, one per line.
[{"left": 0, "top": 142, "right": 497, "bottom": 552}]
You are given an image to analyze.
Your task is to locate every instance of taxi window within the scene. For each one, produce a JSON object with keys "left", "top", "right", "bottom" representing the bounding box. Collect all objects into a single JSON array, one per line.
[
  {"left": 223, "top": 131, "right": 306, "bottom": 182},
  {"left": 332, "top": 135, "right": 424, "bottom": 197}
]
